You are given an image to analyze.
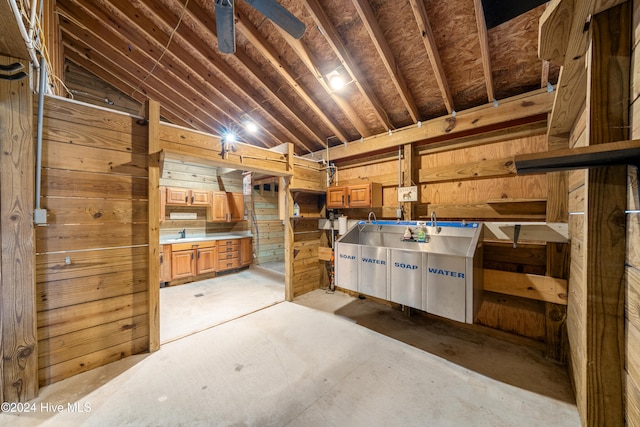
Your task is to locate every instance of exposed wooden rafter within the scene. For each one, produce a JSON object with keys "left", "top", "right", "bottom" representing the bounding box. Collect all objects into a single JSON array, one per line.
[
  {"left": 303, "top": 0, "right": 392, "bottom": 132},
  {"left": 233, "top": 8, "right": 350, "bottom": 145},
  {"left": 472, "top": 0, "right": 495, "bottom": 103},
  {"left": 351, "top": 0, "right": 421, "bottom": 123},
  {"left": 408, "top": 0, "right": 455, "bottom": 114},
  {"left": 281, "top": 34, "right": 371, "bottom": 138},
  {"left": 162, "top": 0, "right": 319, "bottom": 153}
]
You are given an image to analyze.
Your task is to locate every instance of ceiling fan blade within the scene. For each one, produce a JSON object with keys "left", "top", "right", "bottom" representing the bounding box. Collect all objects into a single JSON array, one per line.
[
  {"left": 215, "top": 0, "right": 236, "bottom": 54},
  {"left": 245, "top": 0, "right": 306, "bottom": 39}
]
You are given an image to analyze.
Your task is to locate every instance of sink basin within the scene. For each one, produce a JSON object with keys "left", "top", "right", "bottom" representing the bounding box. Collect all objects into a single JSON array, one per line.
[
  {"left": 338, "top": 223, "right": 480, "bottom": 257},
  {"left": 334, "top": 220, "right": 484, "bottom": 324}
]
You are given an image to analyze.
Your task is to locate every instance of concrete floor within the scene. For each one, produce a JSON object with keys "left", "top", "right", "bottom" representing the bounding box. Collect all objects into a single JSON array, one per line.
[
  {"left": 1, "top": 270, "right": 579, "bottom": 426},
  {"left": 161, "top": 265, "right": 285, "bottom": 343}
]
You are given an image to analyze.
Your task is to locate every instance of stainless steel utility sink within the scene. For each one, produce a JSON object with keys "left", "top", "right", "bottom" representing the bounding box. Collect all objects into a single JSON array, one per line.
[{"left": 334, "top": 221, "right": 483, "bottom": 324}]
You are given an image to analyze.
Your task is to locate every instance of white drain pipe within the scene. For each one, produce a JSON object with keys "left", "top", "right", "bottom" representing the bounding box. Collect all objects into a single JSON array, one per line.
[{"left": 9, "top": 0, "right": 40, "bottom": 69}]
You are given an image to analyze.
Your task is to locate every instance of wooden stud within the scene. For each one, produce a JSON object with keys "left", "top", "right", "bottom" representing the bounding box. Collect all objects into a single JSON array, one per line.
[
  {"left": 147, "top": 100, "right": 161, "bottom": 352},
  {"left": 545, "top": 242, "right": 570, "bottom": 362},
  {"left": 582, "top": 4, "right": 630, "bottom": 425},
  {"left": 0, "top": 56, "right": 38, "bottom": 403}
]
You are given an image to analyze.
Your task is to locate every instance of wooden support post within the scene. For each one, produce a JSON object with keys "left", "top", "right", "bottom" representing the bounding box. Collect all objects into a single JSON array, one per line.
[
  {"left": 401, "top": 143, "right": 415, "bottom": 220},
  {"left": 0, "top": 56, "right": 38, "bottom": 402},
  {"left": 545, "top": 242, "right": 569, "bottom": 362},
  {"left": 282, "top": 175, "right": 294, "bottom": 302},
  {"left": 147, "top": 100, "right": 161, "bottom": 352},
  {"left": 583, "top": 4, "right": 629, "bottom": 425},
  {"left": 284, "top": 141, "right": 295, "bottom": 302}
]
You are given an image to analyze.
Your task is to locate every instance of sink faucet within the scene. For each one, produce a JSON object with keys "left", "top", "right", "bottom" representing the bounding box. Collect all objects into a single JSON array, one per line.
[
  {"left": 178, "top": 229, "right": 186, "bottom": 239},
  {"left": 368, "top": 211, "right": 377, "bottom": 225},
  {"left": 431, "top": 212, "right": 441, "bottom": 234}
]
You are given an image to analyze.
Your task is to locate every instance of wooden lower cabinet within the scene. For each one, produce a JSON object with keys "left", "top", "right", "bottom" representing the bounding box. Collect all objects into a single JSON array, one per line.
[
  {"left": 197, "top": 246, "right": 217, "bottom": 274},
  {"left": 217, "top": 239, "right": 240, "bottom": 272},
  {"left": 240, "top": 237, "right": 252, "bottom": 266},
  {"left": 171, "top": 249, "right": 196, "bottom": 279},
  {"left": 160, "top": 244, "right": 172, "bottom": 283},
  {"left": 165, "top": 237, "right": 251, "bottom": 283}
]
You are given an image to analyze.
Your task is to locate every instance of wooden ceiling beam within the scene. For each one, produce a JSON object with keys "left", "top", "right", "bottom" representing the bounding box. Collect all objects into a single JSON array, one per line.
[
  {"left": 281, "top": 34, "right": 371, "bottom": 138},
  {"left": 408, "top": 0, "right": 455, "bottom": 114},
  {"left": 315, "top": 88, "right": 555, "bottom": 162},
  {"left": 351, "top": 0, "right": 421, "bottom": 123},
  {"left": 167, "top": 0, "right": 319, "bottom": 153},
  {"left": 64, "top": 49, "right": 193, "bottom": 129},
  {"left": 62, "top": 8, "right": 252, "bottom": 142},
  {"left": 62, "top": 35, "right": 223, "bottom": 136},
  {"left": 234, "top": 8, "right": 350, "bottom": 144},
  {"left": 98, "top": 0, "right": 312, "bottom": 152},
  {"left": 58, "top": 0, "right": 270, "bottom": 147},
  {"left": 472, "top": 0, "right": 495, "bottom": 103},
  {"left": 127, "top": 0, "right": 304, "bottom": 148},
  {"left": 303, "top": 0, "right": 393, "bottom": 131}
]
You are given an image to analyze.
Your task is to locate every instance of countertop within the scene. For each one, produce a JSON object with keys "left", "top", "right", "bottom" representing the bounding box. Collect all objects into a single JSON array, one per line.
[{"left": 160, "top": 233, "right": 252, "bottom": 245}]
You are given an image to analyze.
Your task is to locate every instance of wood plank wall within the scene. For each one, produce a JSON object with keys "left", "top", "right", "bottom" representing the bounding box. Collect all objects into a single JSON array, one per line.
[
  {"left": 35, "top": 96, "right": 149, "bottom": 386},
  {"left": 251, "top": 183, "right": 284, "bottom": 265},
  {"left": 627, "top": 0, "right": 640, "bottom": 423}
]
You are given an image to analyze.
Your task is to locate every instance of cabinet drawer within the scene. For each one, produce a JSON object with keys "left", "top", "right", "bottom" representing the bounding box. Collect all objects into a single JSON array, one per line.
[
  {"left": 218, "top": 239, "right": 239, "bottom": 249},
  {"left": 218, "top": 250, "right": 239, "bottom": 261},
  {"left": 172, "top": 240, "right": 216, "bottom": 251},
  {"left": 218, "top": 258, "right": 240, "bottom": 271}
]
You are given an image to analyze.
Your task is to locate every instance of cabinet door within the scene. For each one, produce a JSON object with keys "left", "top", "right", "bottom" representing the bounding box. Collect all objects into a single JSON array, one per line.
[
  {"left": 171, "top": 250, "right": 195, "bottom": 279},
  {"left": 159, "top": 245, "right": 172, "bottom": 282},
  {"left": 210, "top": 191, "right": 229, "bottom": 221},
  {"left": 347, "top": 184, "right": 371, "bottom": 208},
  {"left": 227, "top": 192, "right": 244, "bottom": 221},
  {"left": 197, "top": 247, "right": 217, "bottom": 274},
  {"left": 166, "top": 187, "right": 190, "bottom": 205},
  {"left": 326, "top": 187, "right": 346, "bottom": 208},
  {"left": 240, "top": 238, "right": 252, "bottom": 266},
  {"left": 191, "top": 189, "right": 212, "bottom": 205}
]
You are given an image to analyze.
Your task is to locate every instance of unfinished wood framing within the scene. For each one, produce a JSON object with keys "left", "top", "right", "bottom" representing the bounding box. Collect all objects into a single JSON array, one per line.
[
  {"left": 0, "top": 56, "right": 37, "bottom": 403},
  {"left": 581, "top": 4, "right": 629, "bottom": 425},
  {"left": 147, "top": 100, "right": 161, "bottom": 352}
]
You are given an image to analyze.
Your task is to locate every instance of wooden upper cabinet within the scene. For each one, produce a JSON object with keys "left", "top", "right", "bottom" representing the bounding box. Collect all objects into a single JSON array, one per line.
[
  {"left": 165, "top": 187, "right": 212, "bottom": 206},
  {"left": 166, "top": 187, "right": 191, "bottom": 205},
  {"left": 210, "top": 191, "right": 229, "bottom": 221},
  {"left": 348, "top": 184, "right": 375, "bottom": 208},
  {"left": 228, "top": 192, "right": 244, "bottom": 221},
  {"left": 326, "top": 187, "right": 346, "bottom": 208},
  {"left": 210, "top": 191, "right": 244, "bottom": 222},
  {"left": 191, "top": 189, "right": 212, "bottom": 205},
  {"left": 326, "top": 183, "right": 381, "bottom": 208}
]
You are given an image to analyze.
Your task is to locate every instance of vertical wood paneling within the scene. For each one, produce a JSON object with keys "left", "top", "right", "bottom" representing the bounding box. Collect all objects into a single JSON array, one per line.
[
  {"left": 627, "top": 1, "right": 640, "bottom": 425},
  {"left": 0, "top": 56, "right": 38, "bottom": 402},
  {"left": 36, "top": 96, "right": 149, "bottom": 386}
]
